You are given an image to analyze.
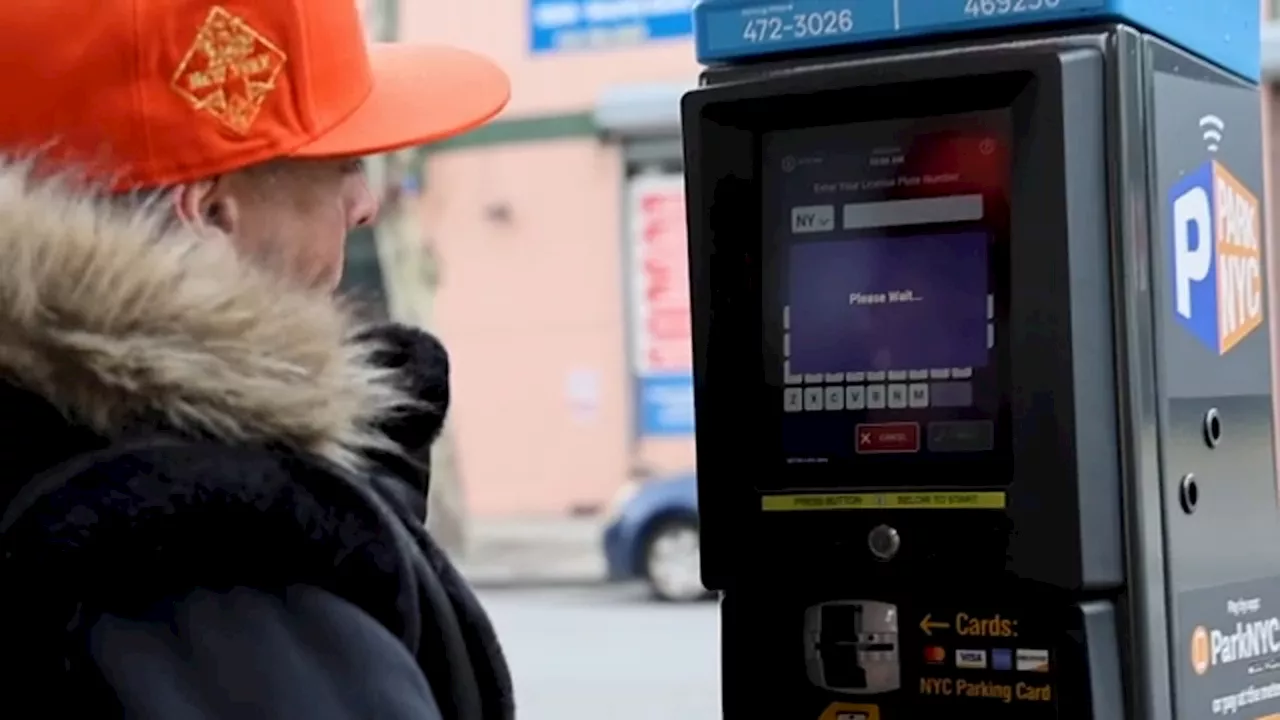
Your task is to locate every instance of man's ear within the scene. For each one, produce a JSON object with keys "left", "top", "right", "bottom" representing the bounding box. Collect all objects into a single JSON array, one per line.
[{"left": 172, "top": 177, "right": 239, "bottom": 235}]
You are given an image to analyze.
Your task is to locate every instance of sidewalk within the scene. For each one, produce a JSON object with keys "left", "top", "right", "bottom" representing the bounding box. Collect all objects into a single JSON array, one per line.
[{"left": 457, "top": 516, "right": 608, "bottom": 589}]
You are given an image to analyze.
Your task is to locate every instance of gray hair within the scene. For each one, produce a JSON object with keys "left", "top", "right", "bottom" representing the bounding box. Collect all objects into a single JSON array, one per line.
[
  {"left": 105, "top": 158, "right": 293, "bottom": 217},
  {"left": 107, "top": 185, "right": 184, "bottom": 232}
]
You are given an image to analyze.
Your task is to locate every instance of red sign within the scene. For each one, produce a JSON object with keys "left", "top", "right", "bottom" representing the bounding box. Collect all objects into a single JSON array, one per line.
[
  {"left": 629, "top": 175, "right": 692, "bottom": 375},
  {"left": 855, "top": 423, "right": 921, "bottom": 454}
]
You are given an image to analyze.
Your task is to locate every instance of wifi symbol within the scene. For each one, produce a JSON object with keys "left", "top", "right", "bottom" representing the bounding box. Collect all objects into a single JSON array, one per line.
[{"left": 1199, "top": 114, "right": 1225, "bottom": 152}]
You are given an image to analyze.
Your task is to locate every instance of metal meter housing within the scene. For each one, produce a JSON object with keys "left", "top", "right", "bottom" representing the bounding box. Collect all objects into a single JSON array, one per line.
[{"left": 683, "top": 32, "right": 1121, "bottom": 595}]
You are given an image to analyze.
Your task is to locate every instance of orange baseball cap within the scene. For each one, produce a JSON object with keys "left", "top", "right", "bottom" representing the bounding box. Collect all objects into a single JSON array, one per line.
[{"left": 0, "top": 0, "right": 510, "bottom": 190}]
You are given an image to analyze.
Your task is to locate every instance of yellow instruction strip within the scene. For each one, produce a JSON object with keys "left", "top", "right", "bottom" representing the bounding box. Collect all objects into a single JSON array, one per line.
[{"left": 761, "top": 491, "right": 1006, "bottom": 511}]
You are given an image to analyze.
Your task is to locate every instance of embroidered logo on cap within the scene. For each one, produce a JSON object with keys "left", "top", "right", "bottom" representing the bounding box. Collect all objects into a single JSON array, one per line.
[{"left": 170, "top": 6, "right": 288, "bottom": 134}]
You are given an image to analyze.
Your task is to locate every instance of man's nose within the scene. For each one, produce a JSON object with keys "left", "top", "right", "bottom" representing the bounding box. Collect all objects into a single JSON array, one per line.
[{"left": 349, "top": 177, "right": 380, "bottom": 229}]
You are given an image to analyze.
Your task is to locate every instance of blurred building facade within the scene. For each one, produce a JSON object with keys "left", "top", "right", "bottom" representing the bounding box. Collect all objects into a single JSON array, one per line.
[
  {"left": 397, "top": 0, "right": 699, "bottom": 517},
  {"left": 385, "top": 1, "right": 1280, "bottom": 518}
]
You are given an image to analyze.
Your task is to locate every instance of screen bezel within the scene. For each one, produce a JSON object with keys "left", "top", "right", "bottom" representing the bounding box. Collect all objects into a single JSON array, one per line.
[{"left": 683, "top": 46, "right": 1110, "bottom": 591}]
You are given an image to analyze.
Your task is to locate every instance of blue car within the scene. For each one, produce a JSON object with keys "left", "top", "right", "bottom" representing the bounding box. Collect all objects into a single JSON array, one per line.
[{"left": 602, "top": 473, "right": 711, "bottom": 602}]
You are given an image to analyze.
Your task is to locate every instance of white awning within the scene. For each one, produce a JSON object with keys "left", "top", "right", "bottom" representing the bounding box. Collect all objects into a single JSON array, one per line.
[
  {"left": 594, "top": 80, "right": 696, "bottom": 137},
  {"left": 1265, "top": 23, "right": 1280, "bottom": 79}
]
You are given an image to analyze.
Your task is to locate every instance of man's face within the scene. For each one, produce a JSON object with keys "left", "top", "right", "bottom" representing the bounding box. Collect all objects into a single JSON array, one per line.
[{"left": 183, "top": 157, "right": 379, "bottom": 291}]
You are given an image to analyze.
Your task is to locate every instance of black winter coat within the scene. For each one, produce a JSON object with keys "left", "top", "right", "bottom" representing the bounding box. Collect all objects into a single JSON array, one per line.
[{"left": 0, "top": 166, "right": 514, "bottom": 718}]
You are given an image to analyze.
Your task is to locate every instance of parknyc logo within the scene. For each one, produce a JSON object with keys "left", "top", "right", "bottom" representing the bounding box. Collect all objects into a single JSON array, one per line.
[{"left": 1169, "top": 160, "right": 1263, "bottom": 355}]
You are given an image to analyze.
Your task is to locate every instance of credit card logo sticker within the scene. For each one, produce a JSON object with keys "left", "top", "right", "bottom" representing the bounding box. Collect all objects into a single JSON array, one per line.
[
  {"left": 955, "top": 649, "right": 987, "bottom": 669},
  {"left": 923, "top": 646, "right": 946, "bottom": 664},
  {"left": 1016, "top": 649, "right": 1050, "bottom": 672},
  {"left": 992, "top": 648, "right": 1012, "bottom": 670},
  {"left": 1168, "top": 159, "right": 1263, "bottom": 355}
]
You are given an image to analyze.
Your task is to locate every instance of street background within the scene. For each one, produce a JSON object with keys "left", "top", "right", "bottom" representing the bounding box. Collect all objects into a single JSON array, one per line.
[
  {"left": 349, "top": 0, "right": 1280, "bottom": 717},
  {"left": 481, "top": 585, "right": 719, "bottom": 720},
  {"left": 355, "top": 0, "right": 721, "bottom": 712}
]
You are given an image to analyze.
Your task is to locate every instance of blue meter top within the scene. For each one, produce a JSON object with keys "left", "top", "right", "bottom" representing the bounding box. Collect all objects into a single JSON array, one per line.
[{"left": 692, "top": 0, "right": 1260, "bottom": 81}]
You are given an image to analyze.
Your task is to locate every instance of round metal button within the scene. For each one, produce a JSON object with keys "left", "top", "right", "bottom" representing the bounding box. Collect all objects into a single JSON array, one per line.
[{"left": 868, "top": 524, "right": 901, "bottom": 560}]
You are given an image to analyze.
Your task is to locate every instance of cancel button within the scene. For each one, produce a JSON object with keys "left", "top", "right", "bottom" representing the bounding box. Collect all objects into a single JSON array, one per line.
[
  {"left": 927, "top": 420, "right": 994, "bottom": 453},
  {"left": 855, "top": 422, "right": 920, "bottom": 454}
]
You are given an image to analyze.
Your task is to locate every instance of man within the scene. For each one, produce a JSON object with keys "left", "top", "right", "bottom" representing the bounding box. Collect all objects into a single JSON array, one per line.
[{"left": 0, "top": 1, "right": 513, "bottom": 717}]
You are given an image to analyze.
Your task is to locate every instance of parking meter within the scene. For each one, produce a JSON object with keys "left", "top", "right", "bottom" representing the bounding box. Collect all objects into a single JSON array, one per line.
[{"left": 681, "top": 1, "right": 1273, "bottom": 718}]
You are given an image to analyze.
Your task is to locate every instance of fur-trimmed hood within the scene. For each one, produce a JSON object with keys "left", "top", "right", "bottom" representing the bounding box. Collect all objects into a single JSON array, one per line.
[{"left": 0, "top": 162, "right": 415, "bottom": 472}]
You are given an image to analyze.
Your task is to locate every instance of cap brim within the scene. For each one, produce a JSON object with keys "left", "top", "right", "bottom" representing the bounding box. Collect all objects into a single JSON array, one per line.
[{"left": 292, "top": 43, "right": 510, "bottom": 158}]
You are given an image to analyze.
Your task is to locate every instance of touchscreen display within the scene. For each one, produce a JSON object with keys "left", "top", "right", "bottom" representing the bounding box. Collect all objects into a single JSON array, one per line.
[{"left": 762, "top": 111, "right": 1010, "bottom": 475}]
